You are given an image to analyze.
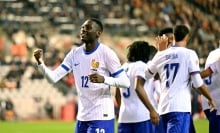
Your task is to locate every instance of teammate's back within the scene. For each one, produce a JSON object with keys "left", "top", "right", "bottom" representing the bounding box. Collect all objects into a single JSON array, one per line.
[
  {"left": 145, "top": 24, "right": 215, "bottom": 133},
  {"left": 148, "top": 46, "right": 200, "bottom": 114}
]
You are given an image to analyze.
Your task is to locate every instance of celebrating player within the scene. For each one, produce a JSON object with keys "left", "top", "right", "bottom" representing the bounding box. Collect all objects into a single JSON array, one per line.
[
  {"left": 34, "top": 18, "right": 130, "bottom": 133},
  {"left": 145, "top": 25, "right": 216, "bottom": 133},
  {"left": 116, "top": 41, "right": 159, "bottom": 133}
]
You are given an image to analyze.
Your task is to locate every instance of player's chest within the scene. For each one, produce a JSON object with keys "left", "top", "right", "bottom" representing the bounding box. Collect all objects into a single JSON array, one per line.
[{"left": 72, "top": 54, "right": 106, "bottom": 74}]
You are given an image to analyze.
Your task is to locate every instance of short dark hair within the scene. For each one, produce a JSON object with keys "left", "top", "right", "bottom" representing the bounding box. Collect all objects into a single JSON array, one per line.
[
  {"left": 127, "top": 41, "right": 151, "bottom": 63},
  {"left": 158, "top": 27, "right": 173, "bottom": 36},
  {"left": 89, "top": 18, "right": 103, "bottom": 32},
  {"left": 174, "top": 25, "right": 189, "bottom": 42}
]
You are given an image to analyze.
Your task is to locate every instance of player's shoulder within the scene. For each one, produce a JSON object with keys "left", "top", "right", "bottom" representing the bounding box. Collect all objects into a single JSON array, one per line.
[
  {"left": 72, "top": 45, "right": 84, "bottom": 52},
  {"left": 132, "top": 61, "right": 146, "bottom": 71},
  {"left": 209, "top": 48, "right": 220, "bottom": 55},
  {"left": 177, "top": 47, "right": 196, "bottom": 55},
  {"left": 135, "top": 61, "right": 146, "bottom": 67},
  {"left": 99, "top": 42, "right": 114, "bottom": 51},
  {"left": 123, "top": 61, "right": 146, "bottom": 68}
]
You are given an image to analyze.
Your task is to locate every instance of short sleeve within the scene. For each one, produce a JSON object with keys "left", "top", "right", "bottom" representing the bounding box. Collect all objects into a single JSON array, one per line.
[
  {"left": 188, "top": 51, "right": 200, "bottom": 74},
  {"left": 135, "top": 61, "right": 147, "bottom": 80},
  {"left": 145, "top": 54, "right": 159, "bottom": 78},
  {"left": 209, "top": 60, "right": 220, "bottom": 74},
  {"left": 104, "top": 47, "right": 122, "bottom": 76}
]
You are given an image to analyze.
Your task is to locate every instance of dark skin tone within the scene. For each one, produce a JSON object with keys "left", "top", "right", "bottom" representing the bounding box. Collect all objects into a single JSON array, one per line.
[
  {"left": 34, "top": 19, "right": 105, "bottom": 83},
  {"left": 135, "top": 76, "right": 159, "bottom": 125},
  {"left": 115, "top": 77, "right": 160, "bottom": 125},
  {"left": 80, "top": 19, "right": 101, "bottom": 51},
  {"left": 115, "top": 40, "right": 160, "bottom": 125}
]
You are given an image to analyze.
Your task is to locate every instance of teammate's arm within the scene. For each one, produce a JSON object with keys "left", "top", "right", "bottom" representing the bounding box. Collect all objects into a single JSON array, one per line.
[
  {"left": 191, "top": 73, "right": 216, "bottom": 111},
  {"left": 155, "top": 35, "right": 168, "bottom": 51},
  {"left": 135, "top": 76, "right": 159, "bottom": 125},
  {"left": 200, "top": 67, "right": 213, "bottom": 79},
  {"left": 200, "top": 60, "right": 220, "bottom": 78},
  {"left": 115, "top": 87, "right": 121, "bottom": 107}
]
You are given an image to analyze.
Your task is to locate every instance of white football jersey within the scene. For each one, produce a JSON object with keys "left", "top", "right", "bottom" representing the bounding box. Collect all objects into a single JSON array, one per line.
[
  {"left": 62, "top": 42, "right": 122, "bottom": 121},
  {"left": 146, "top": 46, "right": 200, "bottom": 115},
  {"left": 145, "top": 78, "right": 161, "bottom": 110},
  {"left": 118, "top": 61, "right": 156, "bottom": 123},
  {"left": 202, "top": 48, "right": 220, "bottom": 115}
]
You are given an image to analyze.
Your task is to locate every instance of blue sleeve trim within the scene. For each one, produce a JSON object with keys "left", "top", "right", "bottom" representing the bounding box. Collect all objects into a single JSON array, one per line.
[
  {"left": 190, "top": 71, "right": 200, "bottom": 75},
  {"left": 61, "top": 64, "right": 70, "bottom": 72},
  {"left": 110, "top": 68, "right": 124, "bottom": 77}
]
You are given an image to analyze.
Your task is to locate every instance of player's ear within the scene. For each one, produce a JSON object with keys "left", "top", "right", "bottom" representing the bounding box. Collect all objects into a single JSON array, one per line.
[{"left": 96, "top": 31, "right": 102, "bottom": 38}]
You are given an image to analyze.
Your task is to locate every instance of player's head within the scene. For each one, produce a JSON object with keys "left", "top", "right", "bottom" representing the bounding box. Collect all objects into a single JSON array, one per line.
[
  {"left": 149, "top": 45, "right": 157, "bottom": 60},
  {"left": 158, "top": 27, "right": 174, "bottom": 46},
  {"left": 174, "top": 25, "right": 190, "bottom": 42},
  {"left": 127, "top": 41, "right": 151, "bottom": 63},
  {"left": 80, "top": 18, "right": 103, "bottom": 43}
]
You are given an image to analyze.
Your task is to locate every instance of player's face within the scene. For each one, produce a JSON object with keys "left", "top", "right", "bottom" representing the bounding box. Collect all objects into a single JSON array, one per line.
[
  {"left": 166, "top": 33, "right": 174, "bottom": 46},
  {"left": 80, "top": 20, "right": 98, "bottom": 43}
]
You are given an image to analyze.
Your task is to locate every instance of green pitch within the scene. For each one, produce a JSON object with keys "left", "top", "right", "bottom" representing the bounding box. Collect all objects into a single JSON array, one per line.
[{"left": 0, "top": 119, "right": 208, "bottom": 133}]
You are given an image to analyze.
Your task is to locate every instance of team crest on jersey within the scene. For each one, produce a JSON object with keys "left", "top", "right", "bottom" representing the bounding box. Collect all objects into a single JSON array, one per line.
[{"left": 91, "top": 59, "right": 99, "bottom": 70}]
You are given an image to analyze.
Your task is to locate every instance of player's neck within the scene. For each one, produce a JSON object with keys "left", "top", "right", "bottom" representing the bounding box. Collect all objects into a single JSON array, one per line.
[
  {"left": 85, "top": 41, "right": 98, "bottom": 51},
  {"left": 175, "top": 41, "right": 187, "bottom": 47}
]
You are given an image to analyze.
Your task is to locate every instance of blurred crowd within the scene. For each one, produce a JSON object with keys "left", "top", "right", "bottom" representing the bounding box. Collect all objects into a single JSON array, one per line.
[{"left": 0, "top": 0, "right": 219, "bottom": 120}]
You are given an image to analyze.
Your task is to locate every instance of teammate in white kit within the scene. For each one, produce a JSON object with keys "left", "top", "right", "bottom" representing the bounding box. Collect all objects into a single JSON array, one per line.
[
  {"left": 33, "top": 18, "right": 130, "bottom": 133},
  {"left": 116, "top": 41, "right": 159, "bottom": 133},
  {"left": 157, "top": 27, "right": 196, "bottom": 133},
  {"left": 202, "top": 44, "right": 220, "bottom": 133},
  {"left": 145, "top": 25, "right": 216, "bottom": 133}
]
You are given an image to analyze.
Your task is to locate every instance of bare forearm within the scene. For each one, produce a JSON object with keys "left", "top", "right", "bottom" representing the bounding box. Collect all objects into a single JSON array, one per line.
[
  {"left": 200, "top": 68, "right": 213, "bottom": 79},
  {"left": 115, "top": 88, "right": 121, "bottom": 107},
  {"left": 135, "top": 88, "right": 155, "bottom": 112},
  {"left": 198, "top": 84, "right": 213, "bottom": 101}
]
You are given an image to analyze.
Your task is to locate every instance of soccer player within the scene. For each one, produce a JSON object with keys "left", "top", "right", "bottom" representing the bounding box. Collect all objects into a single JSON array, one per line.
[
  {"left": 33, "top": 18, "right": 130, "bottom": 133},
  {"left": 158, "top": 27, "right": 174, "bottom": 48},
  {"left": 145, "top": 25, "right": 216, "bottom": 133},
  {"left": 157, "top": 27, "right": 196, "bottom": 133},
  {"left": 201, "top": 44, "right": 220, "bottom": 133},
  {"left": 116, "top": 41, "right": 159, "bottom": 133}
]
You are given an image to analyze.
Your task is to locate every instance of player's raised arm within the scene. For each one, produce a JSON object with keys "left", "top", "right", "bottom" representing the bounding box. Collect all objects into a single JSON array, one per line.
[
  {"left": 33, "top": 49, "right": 69, "bottom": 83},
  {"left": 34, "top": 49, "right": 43, "bottom": 65}
]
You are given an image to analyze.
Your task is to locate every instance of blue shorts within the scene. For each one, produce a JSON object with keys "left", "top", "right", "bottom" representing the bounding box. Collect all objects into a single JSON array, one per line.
[
  {"left": 75, "top": 119, "right": 114, "bottom": 133},
  {"left": 204, "top": 109, "right": 220, "bottom": 133},
  {"left": 155, "top": 117, "right": 164, "bottom": 133},
  {"left": 118, "top": 120, "right": 155, "bottom": 133},
  {"left": 159, "top": 112, "right": 190, "bottom": 133}
]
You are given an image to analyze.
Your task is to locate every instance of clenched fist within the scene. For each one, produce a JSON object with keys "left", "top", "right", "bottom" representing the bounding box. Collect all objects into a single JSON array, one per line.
[{"left": 34, "top": 49, "right": 43, "bottom": 65}]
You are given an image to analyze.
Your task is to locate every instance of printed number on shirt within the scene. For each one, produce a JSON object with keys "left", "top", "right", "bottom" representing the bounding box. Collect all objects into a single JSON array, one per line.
[
  {"left": 96, "top": 128, "right": 105, "bottom": 133},
  {"left": 164, "top": 63, "right": 179, "bottom": 88},
  {"left": 81, "top": 76, "right": 89, "bottom": 88},
  {"left": 204, "top": 75, "right": 212, "bottom": 85},
  {"left": 123, "top": 87, "right": 130, "bottom": 98}
]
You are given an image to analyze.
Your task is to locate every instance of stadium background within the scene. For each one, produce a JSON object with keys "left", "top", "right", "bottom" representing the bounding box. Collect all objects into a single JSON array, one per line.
[{"left": 0, "top": 0, "right": 219, "bottom": 132}]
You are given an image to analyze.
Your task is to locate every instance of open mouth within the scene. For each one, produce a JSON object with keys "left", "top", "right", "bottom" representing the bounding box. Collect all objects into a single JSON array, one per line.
[{"left": 80, "top": 32, "right": 87, "bottom": 38}]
